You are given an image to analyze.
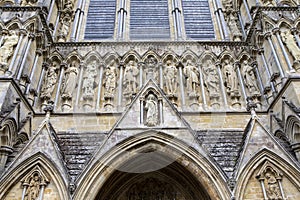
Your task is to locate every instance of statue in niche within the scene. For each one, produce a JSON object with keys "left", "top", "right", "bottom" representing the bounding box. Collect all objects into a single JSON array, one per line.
[
  {"left": 265, "top": 172, "right": 282, "bottom": 199},
  {"left": 0, "top": 30, "right": 19, "bottom": 72},
  {"left": 281, "top": 31, "right": 300, "bottom": 61},
  {"left": 40, "top": 62, "right": 58, "bottom": 100},
  {"left": 226, "top": 12, "right": 242, "bottom": 41},
  {"left": 242, "top": 60, "right": 260, "bottom": 96},
  {"left": 123, "top": 60, "right": 139, "bottom": 96},
  {"left": 21, "top": 0, "right": 37, "bottom": 6},
  {"left": 223, "top": 59, "right": 239, "bottom": 95},
  {"left": 183, "top": 60, "right": 200, "bottom": 96},
  {"left": 145, "top": 56, "right": 158, "bottom": 80},
  {"left": 24, "top": 173, "right": 40, "bottom": 200},
  {"left": 57, "top": 0, "right": 74, "bottom": 42},
  {"left": 145, "top": 94, "right": 158, "bottom": 127},
  {"left": 164, "top": 59, "right": 178, "bottom": 96},
  {"left": 203, "top": 60, "right": 220, "bottom": 107},
  {"left": 82, "top": 60, "right": 97, "bottom": 100},
  {"left": 61, "top": 61, "right": 78, "bottom": 99},
  {"left": 262, "top": 0, "right": 276, "bottom": 6},
  {"left": 104, "top": 60, "right": 117, "bottom": 97}
]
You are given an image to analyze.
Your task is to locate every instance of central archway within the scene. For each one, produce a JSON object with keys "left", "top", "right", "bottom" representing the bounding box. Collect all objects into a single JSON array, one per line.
[
  {"left": 95, "top": 152, "right": 211, "bottom": 200},
  {"left": 74, "top": 131, "right": 230, "bottom": 200}
]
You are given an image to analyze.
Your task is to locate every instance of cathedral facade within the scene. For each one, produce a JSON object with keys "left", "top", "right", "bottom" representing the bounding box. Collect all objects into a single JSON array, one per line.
[{"left": 1, "top": 0, "right": 300, "bottom": 199}]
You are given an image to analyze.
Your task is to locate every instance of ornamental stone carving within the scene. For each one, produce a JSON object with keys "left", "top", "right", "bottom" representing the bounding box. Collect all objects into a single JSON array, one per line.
[
  {"left": 281, "top": 31, "right": 300, "bottom": 61},
  {"left": 21, "top": 0, "right": 37, "bottom": 6},
  {"left": 164, "top": 59, "right": 178, "bottom": 97},
  {"left": 40, "top": 62, "right": 58, "bottom": 103},
  {"left": 57, "top": 0, "right": 74, "bottom": 42},
  {"left": 183, "top": 60, "right": 200, "bottom": 97},
  {"left": 145, "top": 55, "right": 159, "bottom": 81},
  {"left": 82, "top": 60, "right": 97, "bottom": 101},
  {"left": 123, "top": 60, "right": 139, "bottom": 97},
  {"left": 203, "top": 60, "right": 221, "bottom": 108},
  {"left": 21, "top": 166, "right": 50, "bottom": 200},
  {"left": 262, "top": 0, "right": 276, "bottom": 6},
  {"left": 61, "top": 61, "right": 78, "bottom": 111},
  {"left": 223, "top": 59, "right": 239, "bottom": 96},
  {"left": 144, "top": 94, "right": 158, "bottom": 126},
  {"left": 242, "top": 60, "right": 260, "bottom": 96},
  {"left": 104, "top": 60, "right": 117, "bottom": 98},
  {"left": 0, "top": 30, "right": 19, "bottom": 74},
  {"left": 226, "top": 12, "right": 242, "bottom": 41}
]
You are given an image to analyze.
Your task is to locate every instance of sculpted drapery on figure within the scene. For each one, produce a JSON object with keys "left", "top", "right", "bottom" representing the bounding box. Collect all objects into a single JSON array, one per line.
[
  {"left": 242, "top": 60, "right": 260, "bottom": 96},
  {"left": 203, "top": 60, "right": 220, "bottom": 96},
  {"left": 0, "top": 30, "right": 19, "bottom": 69},
  {"left": 281, "top": 31, "right": 300, "bottom": 61},
  {"left": 40, "top": 62, "right": 58, "bottom": 100},
  {"left": 183, "top": 60, "right": 200, "bottom": 96},
  {"left": 61, "top": 61, "right": 78, "bottom": 99},
  {"left": 226, "top": 12, "right": 242, "bottom": 41},
  {"left": 223, "top": 59, "right": 239, "bottom": 96},
  {"left": 265, "top": 172, "right": 282, "bottom": 200},
  {"left": 123, "top": 60, "right": 139, "bottom": 96},
  {"left": 164, "top": 59, "right": 178, "bottom": 96},
  {"left": 145, "top": 94, "right": 158, "bottom": 126},
  {"left": 57, "top": 0, "right": 74, "bottom": 42},
  {"left": 24, "top": 173, "right": 41, "bottom": 200},
  {"left": 104, "top": 60, "right": 117, "bottom": 97},
  {"left": 82, "top": 60, "right": 97, "bottom": 100}
]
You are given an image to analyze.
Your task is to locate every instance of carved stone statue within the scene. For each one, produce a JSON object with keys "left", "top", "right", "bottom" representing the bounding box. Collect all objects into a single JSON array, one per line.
[
  {"left": 145, "top": 94, "right": 158, "bottom": 126},
  {"left": 61, "top": 61, "right": 78, "bottom": 99},
  {"left": 40, "top": 63, "right": 58, "bottom": 100},
  {"left": 223, "top": 59, "right": 239, "bottom": 95},
  {"left": 242, "top": 60, "right": 260, "bottom": 96},
  {"left": 281, "top": 31, "right": 300, "bottom": 61},
  {"left": 24, "top": 173, "right": 40, "bottom": 200},
  {"left": 104, "top": 60, "right": 117, "bottom": 97},
  {"left": 0, "top": 30, "right": 19, "bottom": 70},
  {"left": 183, "top": 60, "right": 199, "bottom": 96},
  {"left": 82, "top": 60, "right": 97, "bottom": 100},
  {"left": 57, "top": 0, "right": 74, "bottom": 42},
  {"left": 164, "top": 60, "right": 178, "bottom": 96},
  {"left": 123, "top": 60, "right": 139, "bottom": 96},
  {"left": 265, "top": 172, "right": 282, "bottom": 200},
  {"left": 203, "top": 60, "right": 220, "bottom": 96},
  {"left": 226, "top": 12, "right": 242, "bottom": 41},
  {"left": 145, "top": 56, "right": 158, "bottom": 80}
]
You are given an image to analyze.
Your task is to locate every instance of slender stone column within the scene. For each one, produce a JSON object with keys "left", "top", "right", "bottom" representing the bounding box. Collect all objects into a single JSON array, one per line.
[
  {"left": 258, "top": 48, "right": 276, "bottom": 93},
  {"left": 38, "top": 185, "right": 45, "bottom": 200},
  {"left": 216, "top": 62, "right": 228, "bottom": 107},
  {"left": 117, "top": 0, "right": 127, "bottom": 39},
  {"left": 235, "top": 62, "right": 247, "bottom": 102},
  {"left": 215, "top": 0, "right": 229, "bottom": 40},
  {"left": 47, "top": 0, "right": 56, "bottom": 22},
  {"left": 259, "top": 179, "right": 268, "bottom": 200},
  {"left": 71, "top": 0, "right": 83, "bottom": 41},
  {"left": 138, "top": 62, "right": 143, "bottom": 89},
  {"left": 6, "top": 29, "right": 27, "bottom": 76},
  {"left": 0, "top": 29, "right": 8, "bottom": 46},
  {"left": 34, "top": 63, "right": 48, "bottom": 107},
  {"left": 237, "top": 12, "right": 246, "bottom": 36},
  {"left": 76, "top": 0, "right": 86, "bottom": 41},
  {"left": 140, "top": 97, "right": 144, "bottom": 124},
  {"left": 178, "top": 63, "right": 185, "bottom": 107},
  {"left": 54, "top": 63, "right": 66, "bottom": 109},
  {"left": 21, "top": 185, "right": 28, "bottom": 200},
  {"left": 96, "top": 63, "right": 104, "bottom": 110},
  {"left": 252, "top": 62, "right": 265, "bottom": 97},
  {"left": 75, "top": 63, "right": 84, "bottom": 110},
  {"left": 26, "top": 49, "right": 42, "bottom": 94},
  {"left": 17, "top": 34, "right": 35, "bottom": 80},
  {"left": 159, "top": 62, "right": 163, "bottom": 87},
  {"left": 291, "top": 28, "right": 300, "bottom": 48},
  {"left": 53, "top": 12, "right": 61, "bottom": 40},
  {"left": 118, "top": 63, "right": 124, "bottom": 108},
  {"left": 265, "top": 32, "right": 285, "bottom": 78},
  {"left": 198, "top": 64, "right": 207, "bottom": 108},
  {"left": 212, "top": 0, "right": 224, "bottom": 40},
  {"left": 242, "top": 0, "right": 252, "bottom": 21},
  {"left": 273, "top": 28, "right": 294, "bottom": 72},
  {"left": 172, "top": 0, "right": 182, "bottom": 39}
]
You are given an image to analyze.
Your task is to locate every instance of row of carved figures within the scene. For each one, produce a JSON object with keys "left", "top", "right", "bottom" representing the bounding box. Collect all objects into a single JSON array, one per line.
[{"left": 39, "top": 56, "right": 262, "bottom": 112}]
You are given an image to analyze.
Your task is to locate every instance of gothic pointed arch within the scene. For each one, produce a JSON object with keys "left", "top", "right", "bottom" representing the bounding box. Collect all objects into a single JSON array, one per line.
[
  {"left": 0, "top": 152, "right": 69, "bottom": 200},
  {"left": 235, "top": 148, "right": 300, "bottom": 199},
  {"left": 74, "top": 130, "right": 231, "bottom": 200}
]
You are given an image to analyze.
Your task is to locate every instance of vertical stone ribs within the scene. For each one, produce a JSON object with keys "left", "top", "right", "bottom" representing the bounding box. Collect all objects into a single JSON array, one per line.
[
  {"left": 56, "top": 132, "right": 106, "bottom": 180},
  {"left": 197, "top": 130, "right": 245, "bottom": 178}
]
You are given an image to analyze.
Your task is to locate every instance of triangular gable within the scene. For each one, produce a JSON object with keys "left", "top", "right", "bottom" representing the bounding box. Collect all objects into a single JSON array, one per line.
[
  {"left": 79, "top": 79, "right": 221, "bottom": 179},
  {"left": 235, "top": 116, "right": 300, "bottom": 178},
  {"left": 4, "top": 118, "right": 69, "bottom": 184}
]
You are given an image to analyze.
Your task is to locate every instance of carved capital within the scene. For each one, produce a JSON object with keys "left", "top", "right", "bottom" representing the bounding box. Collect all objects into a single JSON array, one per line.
[
  {"left": 19, "top": 29, "right": 27, "bottom": 36},
  {"left": 36, "top": 49, "right": 43, "bottom": 56},
  {"left": 258, "top": 48, "right": 264, "bottom": 55},
  {"left": 290, "top": 27, "right": 298, "bottom": 35},
  {"left": 28, "top": 33, "right": 36, "bottom": 40},
  {"left": 272, "top": 27, "right": 280, "bottom": 35},
  {"left": 42, "top": 62, "right": 49, "bottom": 70},
  {"left": 264, "top": 32, "right": 272, "bottom": 39},
  {"left": 1, "top": 29, "right": 9, "bottom": 36}
]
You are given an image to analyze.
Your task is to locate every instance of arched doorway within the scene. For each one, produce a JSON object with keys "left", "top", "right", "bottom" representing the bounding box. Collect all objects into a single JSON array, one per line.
[{"left": 95, "top": 151, "right": 211, "bottom": 200}]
